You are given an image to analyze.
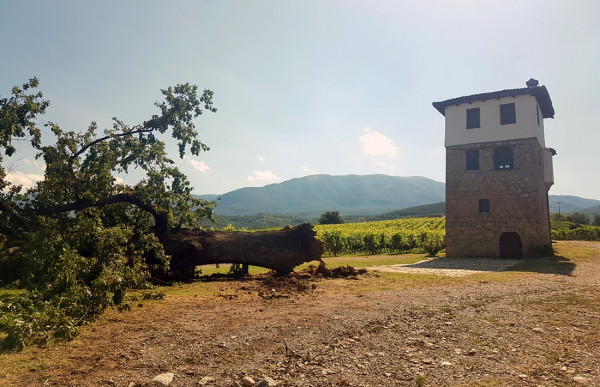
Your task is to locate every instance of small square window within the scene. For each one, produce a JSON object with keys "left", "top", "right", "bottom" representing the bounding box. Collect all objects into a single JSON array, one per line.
[
  {"left": 466, "top": 108, "right": 480, "bottom": 129},
  {"left": 500, "top": 103, "right": 516, "bottom": 125},
  {"left": 494, "top": 147, "right": 513, "bottom": 169},
  {"left": 479, "top": 199, "right": 490, "bottom": 213},
  {"left": 466, "top": 149, "right": 479, "bottom": 170}
]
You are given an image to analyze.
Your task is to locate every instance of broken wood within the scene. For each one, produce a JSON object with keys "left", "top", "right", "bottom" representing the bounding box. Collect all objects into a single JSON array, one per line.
[{"left": 156, "top": 223, "right": 324, "bottom": 281}]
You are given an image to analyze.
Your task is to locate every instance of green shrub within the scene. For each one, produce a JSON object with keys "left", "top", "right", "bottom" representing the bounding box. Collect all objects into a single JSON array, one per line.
[{"left": 422, "top": 235, "right": 445, "bottom": 257}]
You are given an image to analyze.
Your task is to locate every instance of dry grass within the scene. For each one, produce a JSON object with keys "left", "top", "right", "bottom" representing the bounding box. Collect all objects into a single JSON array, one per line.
[{"left": 1, "top": 240, "right": 599, "bottom": 386}]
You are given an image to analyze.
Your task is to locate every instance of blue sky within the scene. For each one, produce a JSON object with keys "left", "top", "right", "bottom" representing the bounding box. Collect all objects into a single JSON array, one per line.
[{"left": 1, "top": 0, "right": 599, "bottom": 203}]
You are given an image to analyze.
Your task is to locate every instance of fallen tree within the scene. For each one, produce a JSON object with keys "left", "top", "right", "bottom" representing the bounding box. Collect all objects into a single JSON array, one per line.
[
  {"left": 159, "top": 223, "right": 324, "bottom": 280},
  {"left": 0, "top": 78, "right": 323, "bottom": 349}
]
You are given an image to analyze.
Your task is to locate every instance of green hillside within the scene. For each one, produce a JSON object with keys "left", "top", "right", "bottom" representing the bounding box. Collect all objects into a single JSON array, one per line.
[{"left": 206, "top": 174, "right": 445, "bottom": 218}]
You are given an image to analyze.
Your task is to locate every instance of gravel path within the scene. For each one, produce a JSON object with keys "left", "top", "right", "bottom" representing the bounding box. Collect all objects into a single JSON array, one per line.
[{"left": 368, "top": 257, "right": 521, "bottom": 277}]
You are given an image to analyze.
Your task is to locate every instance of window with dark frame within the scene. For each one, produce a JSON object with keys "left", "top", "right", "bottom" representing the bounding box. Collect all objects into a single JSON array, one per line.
[
  {"left": 466, "top": 108, "right": 480, "bottom": 129},
  {"left": 466, "top": 149, "right": 479, "bottom": 170},
  {"left": 494, "top": 147, "right": 513, "bottom": 169},
  {"left": 500, "top": 103, "right": 516, "bottom": 125},
  {"left": 479, "top": 199, "right": 490, "bottom": 213}
]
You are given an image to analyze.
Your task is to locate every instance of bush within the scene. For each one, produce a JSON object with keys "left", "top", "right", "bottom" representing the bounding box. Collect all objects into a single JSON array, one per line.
[{"left": 422, "top": 235, "right": 445, "bottom": 257}]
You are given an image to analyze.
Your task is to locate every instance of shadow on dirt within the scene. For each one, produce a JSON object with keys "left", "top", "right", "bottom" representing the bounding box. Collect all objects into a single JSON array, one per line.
[
  {"left": 505, "top": 255, "right": 575, "bottom": 275},
  {"left": 400, "top": 255, "right": 575, "bottom": 276}
]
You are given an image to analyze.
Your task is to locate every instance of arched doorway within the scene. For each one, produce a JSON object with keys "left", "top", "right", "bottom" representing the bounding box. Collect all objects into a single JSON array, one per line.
[{"left": 499, "top": 232, "right": 523, "bottom": 259}]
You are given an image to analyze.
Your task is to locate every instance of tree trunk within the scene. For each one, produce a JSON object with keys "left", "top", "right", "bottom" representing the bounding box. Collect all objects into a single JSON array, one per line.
[{"left": 155, "top": 223, "right": 324, "bottom": 281}]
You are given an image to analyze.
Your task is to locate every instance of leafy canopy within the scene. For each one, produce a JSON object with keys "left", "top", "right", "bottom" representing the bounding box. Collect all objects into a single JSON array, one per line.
[
  {"left": 319, "top": 211, "right": 343, "bottom": 225},
  {"left": 0, "top": 78, "right": 217, "bottom": 349}
]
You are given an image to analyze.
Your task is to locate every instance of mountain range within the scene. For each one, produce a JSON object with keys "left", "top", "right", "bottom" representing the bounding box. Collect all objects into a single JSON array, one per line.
[
  {"left": 200, "top": 174, "right": 445, "bottom": 218},
  {"left": 196, "top": 174, "right": 600, "bottom": 220}
]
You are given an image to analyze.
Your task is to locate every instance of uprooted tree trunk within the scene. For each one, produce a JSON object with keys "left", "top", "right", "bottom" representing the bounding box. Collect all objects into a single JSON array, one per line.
[
  {"left": 156, "top": 223, "right": 324, "bottom": 281},
  {"left": 6, "top": 195, "right": 324, "bottom": 282}
]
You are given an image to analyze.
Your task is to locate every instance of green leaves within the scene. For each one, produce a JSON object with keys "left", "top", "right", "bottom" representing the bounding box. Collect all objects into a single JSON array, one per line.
[
  {"left": 145, "top": 83, "right": 214, "bottom": 158},
  {"left": 0, "top": 78, "right": 218, "bottom": 350},
  {"left": 0, "top": 77, "right": 49, "bottom": 156}
]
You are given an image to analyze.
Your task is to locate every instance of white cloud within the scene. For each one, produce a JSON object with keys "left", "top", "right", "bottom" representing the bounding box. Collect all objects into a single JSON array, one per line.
[
  {"left": 358, "top": 128, "right": 398, "bottom": 158},
  {"left": 247, "top": 170, "right": 282, "bottom": 183},
  {"left": 257, "top": 156, "right": 264, "bottom": 162},
  {"left": 23, "top": 158, "right": 46, "bottom": 171},
  {"left": 5, "top": 171, "right": 44, "bottom": 189},
  {"left": 188, "top": 159, "right": 211, "bottom": 173},
  {"left": 300, "top": 166, "right": 318, "bottom": 175}
]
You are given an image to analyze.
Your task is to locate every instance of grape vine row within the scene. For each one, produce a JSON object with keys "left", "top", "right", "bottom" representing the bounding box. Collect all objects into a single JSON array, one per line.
[{"left": 314, "top": 217, "right": 445, "bottom": 257}]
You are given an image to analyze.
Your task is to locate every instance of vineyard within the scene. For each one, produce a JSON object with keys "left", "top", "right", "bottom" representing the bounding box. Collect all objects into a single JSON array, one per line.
[
  {"left": 313, "top": 217, "right": 446, "bottom": 257},
  {"left": 551, "top": 222, "right": 600, "bottom": 241},
  {"left": 215, "top": 217, "right": 600, "bottom": 258}
]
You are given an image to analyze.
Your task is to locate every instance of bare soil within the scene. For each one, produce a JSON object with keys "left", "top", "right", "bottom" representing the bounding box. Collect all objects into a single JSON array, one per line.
[{"left": 2, "top": 241, "right": 600, "bottom": 386}]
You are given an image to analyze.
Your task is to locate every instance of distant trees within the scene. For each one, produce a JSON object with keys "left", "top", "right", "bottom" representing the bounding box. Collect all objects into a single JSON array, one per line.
[
  {"left": 319, "top": 211, "right": 343, "bottom": 225},
  {"left": 551, "top": 212, "right": 591, "bottom": 225},
  {"left": 565, "top": 212, "right": 590, "bottom": 225}
]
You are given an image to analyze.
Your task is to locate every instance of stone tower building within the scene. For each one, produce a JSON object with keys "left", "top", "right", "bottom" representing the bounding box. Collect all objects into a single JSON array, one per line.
[{"left": 433, "top": 80, "right": 556, "bottom": 258}]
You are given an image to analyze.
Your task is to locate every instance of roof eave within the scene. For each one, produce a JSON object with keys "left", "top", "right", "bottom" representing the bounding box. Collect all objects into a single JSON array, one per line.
[{"left": 432, "top": 85, "right": 555, "bottom": 119}]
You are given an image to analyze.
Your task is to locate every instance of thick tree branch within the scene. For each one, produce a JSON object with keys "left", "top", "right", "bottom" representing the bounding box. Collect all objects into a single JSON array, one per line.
[
  {"left": 69, "top": 127, "right": 154, "bottom": 161},
  {"left": 0, "top": 198, "right": 32, "bottom": 231},
  {"left": 33, "top": 193, "right": 168, "bottom": 231}
]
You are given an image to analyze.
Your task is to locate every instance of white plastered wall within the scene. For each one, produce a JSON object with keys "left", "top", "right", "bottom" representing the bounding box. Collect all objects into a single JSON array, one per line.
[{"left": 444, "top": 94, "right": 546, "bottom": 148}]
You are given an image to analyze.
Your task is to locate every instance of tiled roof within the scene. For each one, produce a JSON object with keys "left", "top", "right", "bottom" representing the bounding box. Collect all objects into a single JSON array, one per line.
[{"left": 432, "top": 85, "right": 555, "bottom": 119}]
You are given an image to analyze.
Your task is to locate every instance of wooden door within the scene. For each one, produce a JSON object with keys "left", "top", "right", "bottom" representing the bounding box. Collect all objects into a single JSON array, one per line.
[{"left": 499, "top": 232, "right": 523, "bottom": 259}]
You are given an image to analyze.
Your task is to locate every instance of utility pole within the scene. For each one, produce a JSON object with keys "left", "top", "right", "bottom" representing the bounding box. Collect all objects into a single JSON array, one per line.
[{"left": 557, "top": 201, "right": 562, "bottom": 215}]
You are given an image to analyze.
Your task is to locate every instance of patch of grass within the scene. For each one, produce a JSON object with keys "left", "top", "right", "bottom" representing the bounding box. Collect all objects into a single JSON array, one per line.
[
  {"left": 414, "top": 374, "right": 426, "bottom": 387},
  {"left": 553, "top": 241, "right": 599, "bottom": 262},
  {"left": 195, "top": 264, "right": 270, "bottom": 276},
  {"left": 0, "top": 349, "right": 54, "bottom": 381},
  {"left": 321, "top": 254, "right": 427, "bottom": 268},
  {"left": 507, "top": 255, "right": 575, "bottom": 275}
]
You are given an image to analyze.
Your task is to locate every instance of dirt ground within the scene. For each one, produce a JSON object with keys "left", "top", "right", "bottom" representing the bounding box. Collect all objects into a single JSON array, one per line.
[{"left": 2, "top": 241, "right": 600, "bottom": 387}]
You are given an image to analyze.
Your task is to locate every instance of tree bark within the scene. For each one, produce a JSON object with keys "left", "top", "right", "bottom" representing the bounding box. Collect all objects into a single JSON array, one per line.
[{"left": 156, "top": 223, "right": 324, "bottom": 280}]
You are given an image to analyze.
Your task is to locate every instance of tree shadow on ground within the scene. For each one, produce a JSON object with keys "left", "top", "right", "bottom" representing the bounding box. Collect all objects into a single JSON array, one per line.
[{"left": 505, "top": 255, "right": 575, "bottom": 275}]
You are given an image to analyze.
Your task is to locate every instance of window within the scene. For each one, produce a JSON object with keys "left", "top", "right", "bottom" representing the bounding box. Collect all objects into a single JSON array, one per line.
[
  {"left": 494, "top": 147, "right": 513, "bottom": 169},
  {"left": 536, "top": 105, "right": 540, "bottom": 126},
  {"left": 500, "top": 103, "right": 516, "bottom": 125},
  {"left": 466, "top": 149, "right": 479, "bottom": 170},
  {"left": 479, "top": 199, "right": 490, "bottom": 213},
  {"left": 466, "top": 108, "right": 480, "bottom": 129}
]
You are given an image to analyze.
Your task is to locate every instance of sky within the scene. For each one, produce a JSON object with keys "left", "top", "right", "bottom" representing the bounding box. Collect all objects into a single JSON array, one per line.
[{"left": 1, "top": 0, "right": 599, "bottom": 201}]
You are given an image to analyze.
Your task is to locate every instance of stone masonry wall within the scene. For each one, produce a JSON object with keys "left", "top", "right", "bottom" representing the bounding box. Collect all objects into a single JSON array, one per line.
[{"left": 446, "top": 137, "right": 551, "bottom": 258}]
